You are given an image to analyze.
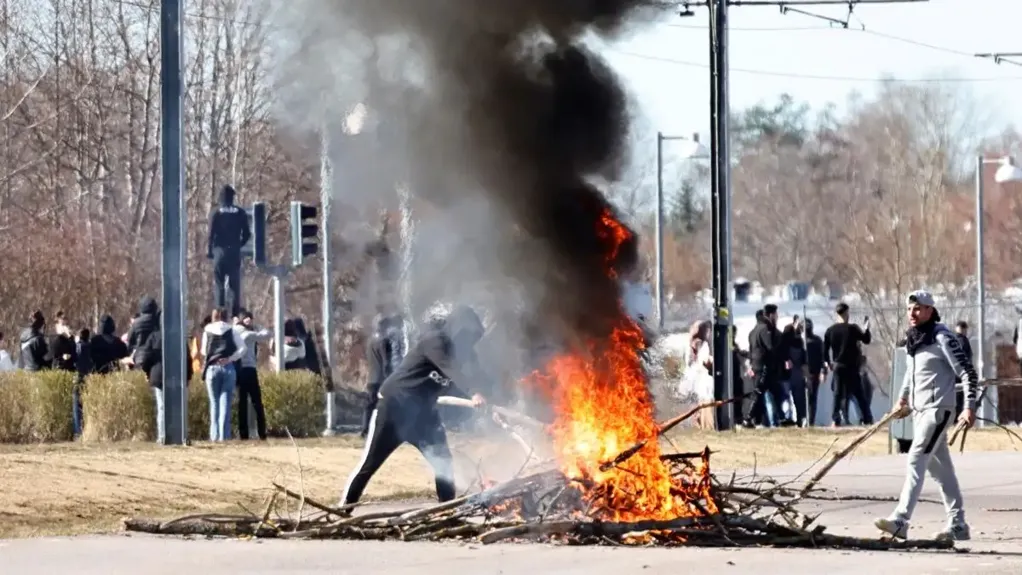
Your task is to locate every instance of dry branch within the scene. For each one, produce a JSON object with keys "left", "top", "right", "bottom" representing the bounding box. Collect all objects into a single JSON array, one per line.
[
  {"left": 124, "top": 404, "right": 962, "bottom": 552},
  {"left": 798, "top": 410, "right": 900, "bottom": 498}
]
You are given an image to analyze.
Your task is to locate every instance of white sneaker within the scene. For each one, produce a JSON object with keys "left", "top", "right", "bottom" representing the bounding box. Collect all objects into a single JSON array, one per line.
[
  {"left": 875, "top": 517, "right": 908, "bottom": 539},
  {"left": 934, "top": 523, "right": 970, "bottom": 542}
]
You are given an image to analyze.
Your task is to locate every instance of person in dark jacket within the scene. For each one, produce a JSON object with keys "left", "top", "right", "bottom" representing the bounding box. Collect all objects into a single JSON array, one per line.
[
  {"left": 953, "top": 321, "right": 973, "bottom": 419},
  {"left": 48, "top": 311, "right": 77, "bottom": 372},
  {"left": 747, "top": 304, "right": 785, "bottom": 427},
  {"left": 293, "top": 318, "right": 322, "bottom": 375},
  {"left": 127, "top": 297, "right": 160, "bottom": 364},
  {"left": 341, "top": 305, "right": 489, "bottom": 508},
  {"left": 781, "top": 321, "right": 808, "bottom": 426},
  {"left": 803, "top": 319, "right": 826, "bottom": 426},
  {"left": 361, "top": 314, "right": 407, "bottom": 438},
  {"left": 72, "top": 328, "right": 93, "bottom": 438},
  {"left": 207, "top": 185, "right": 251, "bottom": 317},
  {"left": 823, "top": 302, "right": 873, "bottom": 426},
  {"left": 18, "top": 311, "right": 50, "bottom": 372},
  {"left": 140, "top": 328, "right": 194, "bottom": 443},
  {"left": 90, "top": 315, "right": 130, "bottom": 374}
]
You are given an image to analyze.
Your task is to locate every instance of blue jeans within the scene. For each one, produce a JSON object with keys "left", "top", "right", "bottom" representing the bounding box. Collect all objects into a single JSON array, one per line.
[
  {"left": 72, "top": 381, "right": 84, "bottom": 438},
  {"left": 153, "top": 388, "right": 166, "bottom": 443},
  {"left": 783, "top": 374, "right": 808, "bottom": 424},
  {"left": 206, "top": 363, "right": 237, "bottom": 441}
]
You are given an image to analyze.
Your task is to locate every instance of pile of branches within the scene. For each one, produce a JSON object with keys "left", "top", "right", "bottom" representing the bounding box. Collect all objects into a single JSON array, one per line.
[{"left": 124, "top": 403, "right": 951, "bottom": 550}]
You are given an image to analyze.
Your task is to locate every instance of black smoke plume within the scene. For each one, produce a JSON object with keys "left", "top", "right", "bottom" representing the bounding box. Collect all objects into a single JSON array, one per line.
[{"left": 291, "top": 0, "right": 659, "bottom": 346}]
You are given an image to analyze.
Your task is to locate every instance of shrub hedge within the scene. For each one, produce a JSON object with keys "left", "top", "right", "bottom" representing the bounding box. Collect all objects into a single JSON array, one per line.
[{"left": 0, "top": 369, "right": 326, "bottom": 443}]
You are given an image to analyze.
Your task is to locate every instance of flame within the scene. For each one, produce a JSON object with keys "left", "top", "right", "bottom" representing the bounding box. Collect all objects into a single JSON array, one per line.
[{"left": 527, "top": 211, "right": 716, "bottom": 523}]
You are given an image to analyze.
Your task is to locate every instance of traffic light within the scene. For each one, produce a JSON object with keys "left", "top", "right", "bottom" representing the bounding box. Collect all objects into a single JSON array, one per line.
[
  {"left": 240, "top": 202, "right": 267, "bottom": 267},
  {"left": 251, "top": 202, "right": 267, "bottom": 267},
  {"left": 290, "top": 201, "right": 319, "bottom": 267}
]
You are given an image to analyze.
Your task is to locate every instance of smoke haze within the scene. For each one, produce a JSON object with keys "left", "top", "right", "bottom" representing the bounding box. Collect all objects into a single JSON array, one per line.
[{"left": 270, "top": 0, "right": 661, "bottom": 374}]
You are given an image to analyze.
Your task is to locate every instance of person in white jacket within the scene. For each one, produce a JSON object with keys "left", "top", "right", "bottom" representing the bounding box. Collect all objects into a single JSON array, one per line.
[
  {"left": 200, "top": 308, "right": 247, "bottom": 441},
  {"left": 0, "top": 331, "right": 15, "bottom": 372}
]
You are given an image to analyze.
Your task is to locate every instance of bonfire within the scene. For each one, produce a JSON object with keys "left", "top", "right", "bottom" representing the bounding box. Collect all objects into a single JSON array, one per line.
[{"left": 126, "top": 213, "right": 949, "bottom": 551}]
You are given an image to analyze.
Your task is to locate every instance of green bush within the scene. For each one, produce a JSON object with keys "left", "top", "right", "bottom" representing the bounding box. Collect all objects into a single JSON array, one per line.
[
  {"left": 0, "top": 368, "right": 327, "bottom": 444},
  {"left": 260, "top": 370, "right": 326, "bottom": 437},
  {"left": 0, "top": 370, "right": 76, "bottom": 442}
]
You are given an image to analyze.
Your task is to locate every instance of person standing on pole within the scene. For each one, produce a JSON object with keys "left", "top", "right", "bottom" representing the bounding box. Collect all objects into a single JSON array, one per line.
[
  {"left": 207, "top": 184, "right": 251, "bottom": 318},
  {"left": 876, "top": 290, "right": 976, "bottom": 542}
]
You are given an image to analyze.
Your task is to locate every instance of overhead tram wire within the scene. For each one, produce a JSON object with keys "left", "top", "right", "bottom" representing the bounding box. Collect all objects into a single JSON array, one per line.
[{"left": 606, "top": 49, "right": 1022, "bottom": 83}]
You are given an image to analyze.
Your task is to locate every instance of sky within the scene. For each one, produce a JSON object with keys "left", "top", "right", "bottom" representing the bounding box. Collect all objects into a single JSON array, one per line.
[{"left": 600, "top": 0, "right": 1022, "bottom": 146}]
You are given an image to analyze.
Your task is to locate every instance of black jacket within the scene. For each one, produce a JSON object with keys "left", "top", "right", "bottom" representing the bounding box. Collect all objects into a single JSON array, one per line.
[
  {"left": 48, "top": 333, "right": 78, "bottom": 372},
  {"left": 75, "top": 340, "right": 94, "bottom": 377},
  {"left": 804, "top": 332, "right": 825, "bottom": 375},
  {"left": 127, "top": 297, "right": 160, "bottom": 358},
  {"left": 18, "top": 327, "right": 50, "bottom": 371},
  {"left": 90, "top": 315, "right": 129, "bottom": 374},
  {"left": 749, "top": 316, "right": 783, "bottom": 376},
  {"left": 140, "top": 330, "right": 194, "bottom": 389},
  {"left": 379, "top": 306, "right": 485, "bottom": 405},
  {"left": 207, "top": 185, "right": 251, "bottom": 258},
  {"left": 294, "top": 319, "right": 322, "bottom": 375}
]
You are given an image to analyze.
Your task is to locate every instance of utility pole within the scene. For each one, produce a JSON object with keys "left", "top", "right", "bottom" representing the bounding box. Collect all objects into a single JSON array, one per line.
[
  {"left": 159, "top": 0, "right": 188, "bottom": 445},
  {"left": 708, "top": 0, "right": 733, "bottom": 431},
  {"left": 692, "top": 0, "right": 931, "bottom": 431}
]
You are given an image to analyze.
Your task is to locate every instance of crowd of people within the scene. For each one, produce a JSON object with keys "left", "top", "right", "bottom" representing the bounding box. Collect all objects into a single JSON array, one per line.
[
  {"left": 0, "top": 298, "right": 323, "bottom": 442},
  {"left": 675, "top": 300, "right": 977, "bottom": 429}
]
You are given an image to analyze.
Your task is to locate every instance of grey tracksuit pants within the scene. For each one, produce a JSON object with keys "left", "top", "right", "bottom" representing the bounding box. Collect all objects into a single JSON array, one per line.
[{"left": 893, "top": 407, "right": 966, "bottom": 525}]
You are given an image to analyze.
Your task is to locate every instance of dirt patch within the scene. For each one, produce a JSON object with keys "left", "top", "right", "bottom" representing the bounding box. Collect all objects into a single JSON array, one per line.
[{"left": 0, "top": 427, "right": 1016, "bottom": 538}]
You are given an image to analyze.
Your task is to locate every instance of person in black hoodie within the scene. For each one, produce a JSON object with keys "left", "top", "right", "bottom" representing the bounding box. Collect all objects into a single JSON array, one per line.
[
  {"left": 207, "top": 184, "right": 251, "bottom": 317},
  {"left": 72, "top": 328, "right": 93, "bottom": 438},
  {"left": 90, "top": 315, "right": 130, "bottom": 374},
  {"left": 746, "top": 304, "right": 785, "bottom": 428},
  {"left": 140, "top": 327, "right": 194, "bottom": 443},
  {"left": 803, "top": 319, "right": 826, "bottom": 426},
  {"left": 361, "top": 314, "right": 407, "bottom": 438},
  {"left": 48, "top": 311, "right": 78, "bottom": 372},
  {"left": 340, "top": 305, "right": 489, "bottom": 508},
  {"left": 293, "top": 318, "right": 322, "bottom": 375},
  {"left": 18, "top": 311, "right": 50, "bottom": 372},
  {"left": 127, "top": 297, "right": 160, "bottom": 364}
]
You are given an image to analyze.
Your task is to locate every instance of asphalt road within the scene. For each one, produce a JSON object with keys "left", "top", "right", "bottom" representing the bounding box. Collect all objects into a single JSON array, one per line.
[{"left": 4, "top": 452, "right": 1022, "bottom": 575}]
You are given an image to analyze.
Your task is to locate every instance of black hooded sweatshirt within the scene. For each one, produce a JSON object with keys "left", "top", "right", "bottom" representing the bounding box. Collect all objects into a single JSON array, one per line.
[
  {"left": 18, "top": 325, "right": 50, "bottom": 372},
  {"left": 139, "top": 330, "right": 194, "bottom": 389},
  {"left": 48, "top": 331, "right": 77, "bottom": 372},
  {"left": 90, "top": 315, "right": 129, "bottom": 374},
  {"left": 207, "top": 185, "right": 251, "bottom": 258},
  {"left": 127, "top": 297, "right": 160, "bottom": 358},
  {"left": 749, "top": 314, "right": 782, "bottom": 376},
  {"left": 293, "top": 318, "right": 322, "bottom": 375},
  {"left": 379, "top": 305, "right": 485, "bottom": 405}
]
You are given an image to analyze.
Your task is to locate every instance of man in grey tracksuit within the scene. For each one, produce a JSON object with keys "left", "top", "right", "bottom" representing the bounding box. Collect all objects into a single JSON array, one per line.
[{"left": 875, "top": 290, "right": 977, "bottom": 542}]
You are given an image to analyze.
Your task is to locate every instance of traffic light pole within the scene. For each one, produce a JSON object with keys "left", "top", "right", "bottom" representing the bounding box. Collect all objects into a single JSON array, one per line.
[
  {"left": 268, "top": 265, "right": 287, "bottom": 372},
  {"left": 320, "top": 129, "right": 336, "bottom": 436}
]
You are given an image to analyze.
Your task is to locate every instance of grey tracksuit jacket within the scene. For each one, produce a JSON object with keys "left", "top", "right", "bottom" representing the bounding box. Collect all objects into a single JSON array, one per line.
[{"left": 899, "top": 324, "right": 979, "bottom": 411}]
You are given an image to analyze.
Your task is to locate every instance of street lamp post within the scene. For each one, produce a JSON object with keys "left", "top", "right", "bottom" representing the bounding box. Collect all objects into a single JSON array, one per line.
[
  {"left": 654, "top": 132, "right": 709, "bottom": 332},
  {"left": 975, "top": 155, "right": 1022, "bottom": 427}
]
